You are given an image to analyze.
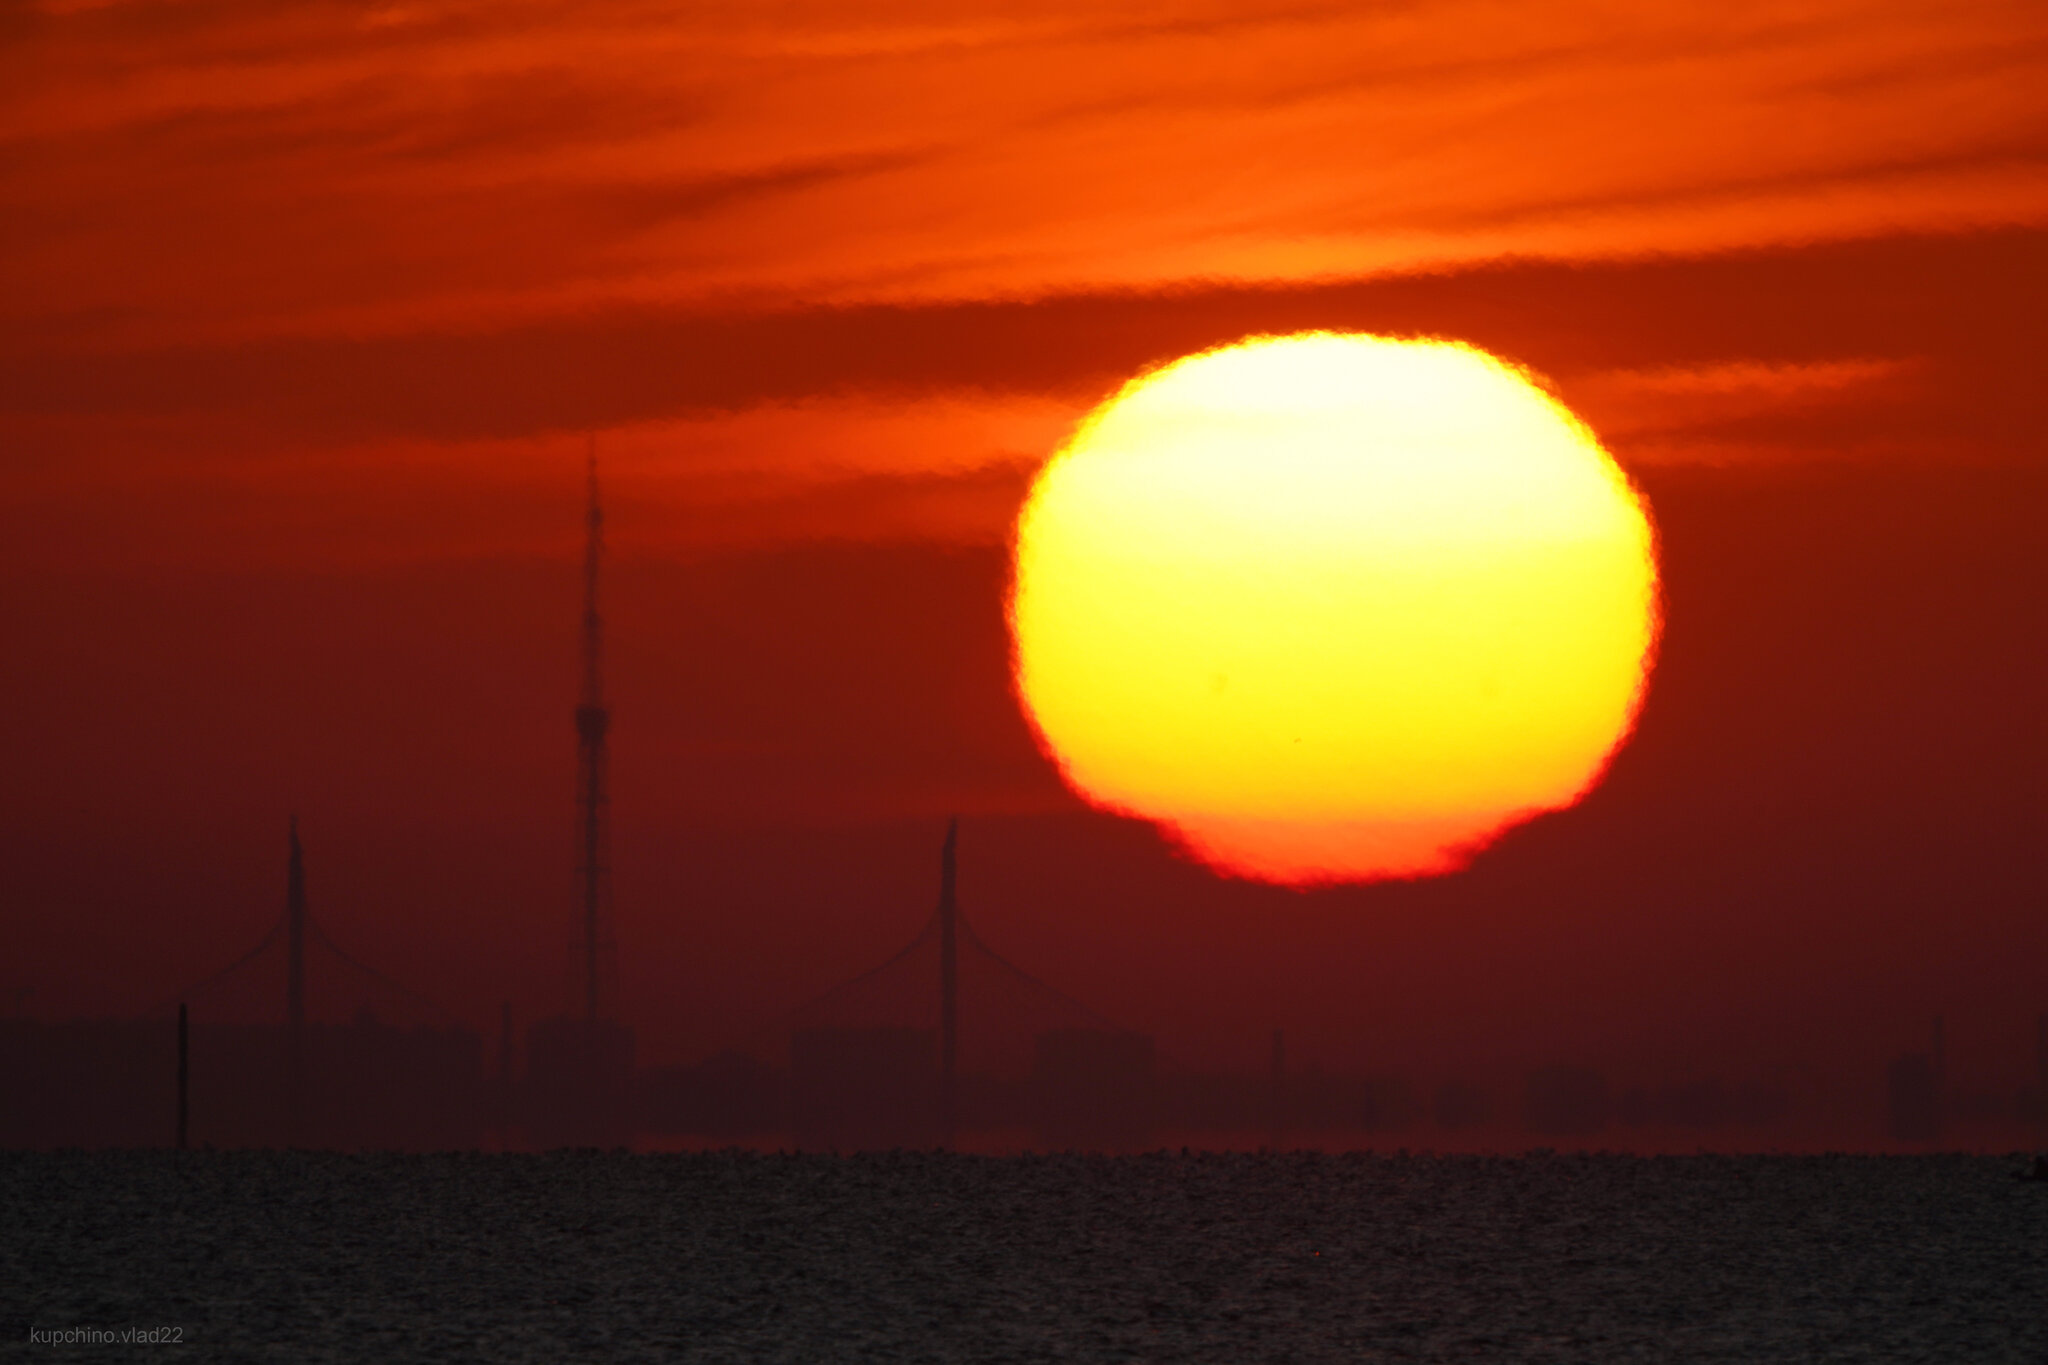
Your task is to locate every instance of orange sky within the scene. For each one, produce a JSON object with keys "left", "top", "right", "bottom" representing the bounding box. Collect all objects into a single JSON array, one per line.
[
  {"left": 8, "top": 0, "right": 2048, "bottom": 337},
  {"left": 6, "top": 0, "right": 2048, "bottom": 557},
  {"left": 3, "top": 0, "right": 2046, "bottom": 1099}
]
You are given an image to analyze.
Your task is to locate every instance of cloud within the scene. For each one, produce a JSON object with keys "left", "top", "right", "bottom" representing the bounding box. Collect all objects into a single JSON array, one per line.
[
  {"left": 1561, "top": 358, "right": 1928, "bottom": 464},
  {"left": 0, "top": 394, "right": 1072, "bottom": 572},
  {"left": 3, "top": 0, "right": 2044, "bottom": 346},
  {"left": 5, "top": 227, "right": 2038, "bottom": 442},
  {"left": 3, "top": 225, "right": 2041, "bottom": 579}
]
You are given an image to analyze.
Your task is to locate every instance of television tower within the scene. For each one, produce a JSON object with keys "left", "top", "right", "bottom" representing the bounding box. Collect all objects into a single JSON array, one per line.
[{"left": 574, "top": 443, "right": 613, "bottom": 1022}]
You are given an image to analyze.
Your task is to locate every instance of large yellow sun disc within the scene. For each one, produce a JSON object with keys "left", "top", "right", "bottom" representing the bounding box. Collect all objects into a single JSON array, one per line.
[{"left": 1008, "top": 332, "right": 1660, "bottom": 885}]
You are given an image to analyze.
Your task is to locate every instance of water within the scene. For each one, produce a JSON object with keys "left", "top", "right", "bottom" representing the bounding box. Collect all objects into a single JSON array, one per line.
[{"left": 7, "top": 1150, "right": 2045, "bottom": 1362}]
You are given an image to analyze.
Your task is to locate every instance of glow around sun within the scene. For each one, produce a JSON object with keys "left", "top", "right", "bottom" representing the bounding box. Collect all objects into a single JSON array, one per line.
[{"left": 1009, "top": 332, "right": 1660, "bottom": 886}]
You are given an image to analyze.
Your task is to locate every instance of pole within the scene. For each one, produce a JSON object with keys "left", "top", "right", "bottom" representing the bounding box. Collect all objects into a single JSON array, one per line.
[
  {"left": 1269, "top": 1027, "right": 1285, "bottom": 1150},
  {"left": 2036, "top": 1013, "right": 2046, "bottom": 1139},
  {"left": 287, "top": 817, "right": 306, "bottom": 1144},
  {"left": 176, "top": 1003, "right": 189, "bottom": 1150},
  {"left": 939, "top": 818, "right": 958, "bottom": 1149},
  {"left": 575, "top": 444, "right": 610, "bottom": 1024},
  {"left": 498, "top": 1000, "right": 514, "bottom": 1145}
]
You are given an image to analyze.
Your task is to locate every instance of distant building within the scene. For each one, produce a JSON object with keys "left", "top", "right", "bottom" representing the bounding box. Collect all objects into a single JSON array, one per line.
[
  {"left": 1618, "top": 1077, "right": 1790, "bottom": 1131},
  {"left": 2021, "top": 1013, "right": 2048, "bottom": 1126},
  {"left": 1666, "top": 1078, "right": 1731, "bottom": 1130},
  {"left": 1886, "top": 1053, "right": 1941, "bottom": 1143},
  {"left": 1887, "top": 1015, "right": 1946, "bottom": 1144},
  {"left": 1286, "top": 1071, "right": 1413, "bottom": 1133},
  {"left": 525, "top": 1016, "right": 635, "bottom": 1149},
  {"left": 638, "top": 1050, "right": 786, "bottom": 1139},
  {"left": 1033, "top": 1028, "right": 1156, "bottom": 1151},
  {"left": 1434, "top": 1081, "right": 1492, "bottom": 1130},
  {"left": 0, "top": 1015, "right": 483, "bottom": 1150},
  {"left": 790, "top": 1026, "right": 941, "bottom": 1151},
  {"left": 1525, "top": 1065, "right": 1609, "bottom": 1137},
  {"left": 0, "top": 1019, "right": 175, "bottom": 1148}
]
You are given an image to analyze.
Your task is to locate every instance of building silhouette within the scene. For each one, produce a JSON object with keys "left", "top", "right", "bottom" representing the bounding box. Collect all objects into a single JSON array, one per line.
[
  {"left": 742, "top": 819, "right": 1142, "bottom": 1151},
  {"left": 1033, "top": 1028, "right": 1157, "bottom": 1151},
  {"left": 1434, "top": 1081, "right": 1492, "bottom": 1130},
  {"left": 1525, "top": 1065, "right": 1610, "bottom": 1137},
  {"left": 791, "top": 1027, "right": 942, "bottom": 1150},
  {"left": 1886, "top": 1015, "right": 1947, "bottom": 1143},
  {"left": 0, "top": 820, "right": 482, "bottom": 1150}
]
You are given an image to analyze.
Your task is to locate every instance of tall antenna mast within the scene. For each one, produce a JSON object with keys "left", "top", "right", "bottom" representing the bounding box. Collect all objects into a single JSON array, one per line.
[{"left": 574, "top": 440, "right": 612, "bottom": 1022}]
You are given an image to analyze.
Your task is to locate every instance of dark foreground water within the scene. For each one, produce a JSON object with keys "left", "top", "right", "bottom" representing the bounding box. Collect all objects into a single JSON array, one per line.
[{"left": 6, "top": 1151, "right": 2046, "bottom": 1363}]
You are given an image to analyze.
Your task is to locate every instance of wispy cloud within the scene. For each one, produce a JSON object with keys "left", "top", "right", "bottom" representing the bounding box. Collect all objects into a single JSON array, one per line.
[
  {"left": 5, "top": 229, "right": 2033, "bottom": 436},
  {"left": 4, "top": 0, "right": 2043, "bottom": 346},
  {"left": 5, "top": 2, "right": 2042, "bottom": 571},
  {"left": 1562, "top": 358, "right": 1927, "bottom": 465}
]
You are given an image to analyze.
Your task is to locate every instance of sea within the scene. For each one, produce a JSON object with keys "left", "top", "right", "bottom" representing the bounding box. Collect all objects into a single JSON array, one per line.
[{"left": 6, "top": 1150, "right": 2045, "bottom": 1363}]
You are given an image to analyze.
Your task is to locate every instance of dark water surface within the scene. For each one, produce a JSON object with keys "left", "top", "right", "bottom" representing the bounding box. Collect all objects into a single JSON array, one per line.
[{"left": 6, "top": 1151, "right": 2045, "bottom": 1363}]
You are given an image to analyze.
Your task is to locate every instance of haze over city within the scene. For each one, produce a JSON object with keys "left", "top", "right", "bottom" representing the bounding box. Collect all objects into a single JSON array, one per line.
[
  {"left": 3, "top": 0, "right": 2045, "bottom": 1146},
  {"left": 12, "top": 6, "right": 2048, "bottom": 1359}
]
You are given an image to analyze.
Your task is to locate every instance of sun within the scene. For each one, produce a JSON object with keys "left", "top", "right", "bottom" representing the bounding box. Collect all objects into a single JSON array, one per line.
[{"left": 1008, "top": 332, "right": 1660, "bottom": 886}]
